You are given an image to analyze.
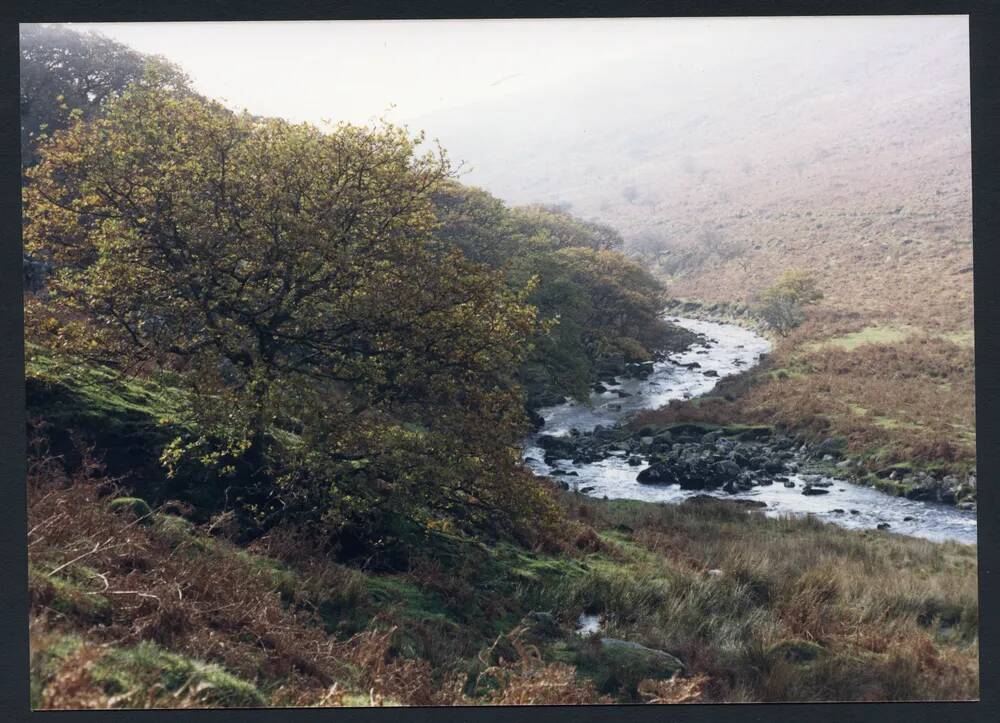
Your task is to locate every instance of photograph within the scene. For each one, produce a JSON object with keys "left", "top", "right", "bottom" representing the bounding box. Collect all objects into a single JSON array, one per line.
[{"left": 19, "top": 14, "right": 978, "bottom": 708}]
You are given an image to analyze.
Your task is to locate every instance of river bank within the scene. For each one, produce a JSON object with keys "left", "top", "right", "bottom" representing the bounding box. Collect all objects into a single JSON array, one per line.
[{"left": 524, "top": 316, "right": 977, "bottom": 545}]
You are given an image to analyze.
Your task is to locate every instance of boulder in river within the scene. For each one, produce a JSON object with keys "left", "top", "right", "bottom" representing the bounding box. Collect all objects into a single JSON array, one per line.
[
  {"left": 637, "top": 463, "right": 680, "bottom": 486},
  {"left": 763, "top": 459, "right": 786, "bottom": 474},
  {"left": 801, "top": 486, "right": 829, "bottom": 496},
  {"left": 537, "top": 435, "right": 579, "bottom": 459}
]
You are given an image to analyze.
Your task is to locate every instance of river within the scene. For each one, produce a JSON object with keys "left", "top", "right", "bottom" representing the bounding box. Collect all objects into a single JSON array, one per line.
[{"left": 524, "top": 317, "right": 977, "bottom": 546}]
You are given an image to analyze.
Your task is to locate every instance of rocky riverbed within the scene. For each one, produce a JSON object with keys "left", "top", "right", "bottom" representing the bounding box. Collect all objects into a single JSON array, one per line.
[{"left": 524, "top": 317, "right": 977, "bottom": 545}]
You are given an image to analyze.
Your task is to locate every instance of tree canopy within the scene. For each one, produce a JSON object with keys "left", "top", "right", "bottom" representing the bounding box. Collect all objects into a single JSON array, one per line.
[
  {"left": 24, "top": 86, "right": 555, "bottom": 551},
  {"left": 432, "top": 182, "right": 678, "bottom": 405},
  {"left": 20, "top": 24, "right": 190, "bottom": 166}
]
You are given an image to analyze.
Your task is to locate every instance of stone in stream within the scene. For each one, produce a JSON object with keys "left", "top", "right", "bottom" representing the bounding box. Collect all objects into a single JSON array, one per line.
[
  {"left": 538, "top": 434, "right": 578, "bottom": 458},
  {"left": 877, "top": 522, "right": 891, "bottom": 530},
  {"left": 703, "top": 369, "right": 719, "bottom": 377},
  {"left": 762, "top": 459, "right": 785, "bottom": 474},
  {"left": 801, "top": 486, "right": 829, "bottom": 496},
  {"left": 636, "top": 463, "right": 680, "bottom": 486},
  {"left": 627, "top": 456, "right": 643, "bottom": 466}
]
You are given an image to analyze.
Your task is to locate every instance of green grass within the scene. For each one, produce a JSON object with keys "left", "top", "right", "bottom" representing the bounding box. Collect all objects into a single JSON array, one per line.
[
  {"left": 30, "top": 633, "right": 265, "bottom": 708},
  {"left": 872, "top": 416, "right": 924, "bottom": 432},
  {"left": 92, "top": 640, "right": 266, "bottom": 707},
  {"left": 807, "top": 325, "right": 916, "bottom": 351},
  {"left": 26, "top": 343, "right": 192, "bottom": 435},
  {"left": 942, "top": 330, "right": 975, "bottom": 347},
  {"left": 29, "top": 564, "right": 112, "bottom": 624},
  {"left": 26, "top": 343, "right": 980, "bottom": 705}
]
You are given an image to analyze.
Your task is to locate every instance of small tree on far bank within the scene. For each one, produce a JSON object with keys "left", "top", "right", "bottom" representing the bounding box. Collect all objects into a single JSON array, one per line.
[{"left": 755, "top": 270, "right": 823, "bottom": 336}]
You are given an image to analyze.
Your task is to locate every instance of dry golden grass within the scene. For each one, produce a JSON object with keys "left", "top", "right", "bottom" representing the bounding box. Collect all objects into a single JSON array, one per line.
[
  {"left": 28, "top": 423, "right": 978, "bottom": 707},
  {"left": 567, "top": 496, "right": 979, "bottom": 702},
  {"left": 637, "top": 309, "right": 975, "bottom": 475},
  {"left": 26, "top": 434, "right": 612, "bottom": 708}
]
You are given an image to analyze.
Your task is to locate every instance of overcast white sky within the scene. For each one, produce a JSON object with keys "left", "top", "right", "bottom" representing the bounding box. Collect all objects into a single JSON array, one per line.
[{"left": 59, "top": 16, "right": 967, "bottom": 128}]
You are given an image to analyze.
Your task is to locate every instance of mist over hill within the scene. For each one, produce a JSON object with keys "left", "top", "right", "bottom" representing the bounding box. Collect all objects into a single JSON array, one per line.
[{"left": 415, "top": 16, "right": 971, "bottom": 325}]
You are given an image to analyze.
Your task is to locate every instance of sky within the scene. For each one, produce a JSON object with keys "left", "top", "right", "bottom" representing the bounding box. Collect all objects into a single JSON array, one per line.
[{"left": 60, "top": 16, "right": 967, "bottom": 129}]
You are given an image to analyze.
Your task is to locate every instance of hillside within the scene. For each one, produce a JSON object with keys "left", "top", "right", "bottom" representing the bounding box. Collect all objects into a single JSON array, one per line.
[
  {"left": 416, "top": 16, "right": 972, "bottom": 330},
  {"left": 20, "top": 19, "right": 979, "bottom": 709}
]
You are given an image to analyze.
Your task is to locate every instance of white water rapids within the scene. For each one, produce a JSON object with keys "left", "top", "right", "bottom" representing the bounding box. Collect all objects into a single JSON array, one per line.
[{"left": 524, "top": 317, "right": 977, "bottom": 546}]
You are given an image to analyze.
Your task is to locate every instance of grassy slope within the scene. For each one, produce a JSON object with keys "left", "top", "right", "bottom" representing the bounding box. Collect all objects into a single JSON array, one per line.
[
  {"left": 26, "top": 351, "right": 978, "bottom": 706},
  {"left": 646, "top": 304, "right": 976, "bottom": 489}
]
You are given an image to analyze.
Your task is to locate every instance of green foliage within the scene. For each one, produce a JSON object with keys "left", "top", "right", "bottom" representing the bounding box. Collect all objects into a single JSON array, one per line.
[
  {"left": 89, "top": 641, "right": 266, "bottom": 707},
  {"left": 108, "top": 497, "right": 153, "bottom": 520},
  {"left": 553, "top": 638, "right": 684, "bottom": 698},
  {"left": 24, "top": 85, "right": 558, "bottom": 547},
  {"left": 508, "top": 203, "right": 624, "bottom": 252},
  {"left": 432, "top": 182, "right": 686, "bottom": 406},
  {"left": 29, "top": 633, "right": 84, "bottom": 708},
  {"left": 29, "top": 565, "right": 112, "bottom": 624},
  {"left": 20, "top": 24, "right": 191, "bottom": 166},
  {"left": 25, "top": 346, "right": 216, "bottom": 509},
  {"left": 755, "top": 270, "right": 824, "bottom": 337}
]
